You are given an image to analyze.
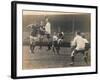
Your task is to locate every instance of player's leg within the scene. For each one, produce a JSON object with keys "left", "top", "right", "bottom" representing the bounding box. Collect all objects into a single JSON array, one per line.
[
  {"left": 31, "top": 42, "right": 35, "bottom": 53},
  {"left": 56, "top": 47, "right": 60, "bottom": 55},
  {"left": 47, "top": 34, "right": 52, "bottom": 50},
  {"left": 39, "top": 35, "right": 43, "bottom": 49},
  {"left": 79, "top": 50, "right": 87, "bottom": 63},
  {"left": 70, "top": 49, "right": 77, "bottom": 65},
  {"left": 70, "top": 46, "right": 75, "bottom": 63},
  {"left": 31, "top": 37, "right": 37, "bottom": 54},
  {"left": 29, "top": 36, "right": 33, "bottom": 53},
  {"left": 47, "top": 42, "right": 51, "bottom": 50},
  {"left": 83, "top": 44, "right": 90, "bottom": 64},
  {"left": 30, "top": 43, "right": 33, "bottom": 53},
  {"left": 83, "top": 50, "right": 88, "bottom": 64},
  {"left": 78, "top": 49, "right": 88, "bottom": 64},
  {"left": 52, "top": 46, "right": 55, "bottom": 53},
  {"left": 56, "top": 41, "right": 60, "bottom": 55},
  {"left": 47, "top": 37, "right": 51, "bottom": 51},
  {"left": 51, "top": 41, "right": 55, "bottom": 53},
  {"left": 70, "top": 50, "right": 75, "bottom": 64}
]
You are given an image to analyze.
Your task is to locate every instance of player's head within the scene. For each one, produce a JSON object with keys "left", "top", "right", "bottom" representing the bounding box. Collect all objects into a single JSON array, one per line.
[
  {"left": 75, "top": 31, "right": 81, "bottom": 36},
  {"left": 81, "top": 32, "right": 85, "bottom": 38},
  {"left": 40, "top": 20, "right": 44, "bottom": 26},
  {"left": 61, "top": 32, "right": 64, "bottom": 35}
]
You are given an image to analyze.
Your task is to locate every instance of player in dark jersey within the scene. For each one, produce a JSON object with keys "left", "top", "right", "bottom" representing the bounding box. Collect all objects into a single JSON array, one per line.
[
  {"left": 81, "top": 33, "right": 90, "bottom": 64},
  {"left": 57, "top": 32, "right": 64, "bottom": 45},
  {"left": 39, "top": 21, "right": 46, "bottom": 49},
  {"left": 29, "top": 23, "right": 39, "bottom": 54},
  {"left": 55, "top": 32, "right": 64, "bottom": 54}
]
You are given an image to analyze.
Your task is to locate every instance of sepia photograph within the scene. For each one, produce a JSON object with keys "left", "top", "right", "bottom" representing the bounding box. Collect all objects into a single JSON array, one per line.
[
  {"left": 11, "top": 1, "right": 97, "bottom": 79},
  {"left": 22, "top": 11, "right": 91, "bottom": 69}
]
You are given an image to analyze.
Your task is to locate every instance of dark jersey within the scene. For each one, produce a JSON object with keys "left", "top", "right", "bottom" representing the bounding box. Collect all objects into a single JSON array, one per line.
[
  {"left": 31, "top": 25, "right": 39, "bottom": 37},
  {"left": 39, "top": 26, "right": 45, "bottom": 35},
  {"left": 58, "top": 33, "right": 64, "bottom": 39}
]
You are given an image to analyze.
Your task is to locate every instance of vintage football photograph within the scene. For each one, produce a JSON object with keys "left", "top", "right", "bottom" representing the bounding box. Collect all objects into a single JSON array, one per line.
[{"left": 22, "top": 10, "right": 91, "bottom": 69}]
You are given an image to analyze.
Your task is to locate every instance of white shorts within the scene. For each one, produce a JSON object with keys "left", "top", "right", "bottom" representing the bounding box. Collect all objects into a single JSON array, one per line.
[
  {"left": 30, "top": 36, "right": 38, "bottom": 44},
  {"left": 75, "top": 47, "right": 85, "bottom": 51}
]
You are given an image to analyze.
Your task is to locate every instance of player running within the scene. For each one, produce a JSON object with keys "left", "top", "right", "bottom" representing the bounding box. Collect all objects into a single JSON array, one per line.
[
  {"left": 70, "top": 31, "right": 89, "bottom": 65},
  {"left": 29, "top": 22, "right": 39, "bottom": 54},
  {"left": 52, "top": 32, "right": 59, "bottom": 54}
]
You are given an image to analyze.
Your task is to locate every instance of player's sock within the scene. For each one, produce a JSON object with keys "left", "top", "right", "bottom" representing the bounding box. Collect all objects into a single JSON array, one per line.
[
  {"left": 70, "top": 56, "right": 74, "bottom": 65},
  {"left": 84, "top": 52, "right": 88, "bottom": 64},
  {"left": 72, "top": 56, "right": 74, "bottom": 63}
]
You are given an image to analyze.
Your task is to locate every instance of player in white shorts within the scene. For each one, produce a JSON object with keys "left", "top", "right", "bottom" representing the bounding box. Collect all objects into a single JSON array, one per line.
[{"left": 52, "top": 32, "right": 59, "bottom": 54}]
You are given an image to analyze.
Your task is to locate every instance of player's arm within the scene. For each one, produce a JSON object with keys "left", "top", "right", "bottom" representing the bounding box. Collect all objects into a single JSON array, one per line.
[
  {"left": 70, "top": 37, "right": 77, "bottom": 51},
  {"left": 71, "top": 37, "right": 77, "bottom": 47},
  {"left": 26, "top": 24, "right": 33, "bottom": 28},
  {"left": 84, "top": 39, "right": 90, "bottom": 50}
]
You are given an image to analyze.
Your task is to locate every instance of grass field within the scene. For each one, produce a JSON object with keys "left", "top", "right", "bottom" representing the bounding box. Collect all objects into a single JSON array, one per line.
[{"left": 22, "top": 45, "right": 91, "bottom": 70}]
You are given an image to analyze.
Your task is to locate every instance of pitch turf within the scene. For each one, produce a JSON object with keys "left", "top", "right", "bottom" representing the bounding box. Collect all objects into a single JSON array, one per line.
[{"left": 22, "top": 46, "right": 90, "bottom": 69}]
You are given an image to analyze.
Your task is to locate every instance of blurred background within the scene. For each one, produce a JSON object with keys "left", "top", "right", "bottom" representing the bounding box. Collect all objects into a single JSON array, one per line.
[{"left": 22, "top": 11, "right": 91, "bottom": 45}]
